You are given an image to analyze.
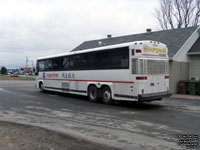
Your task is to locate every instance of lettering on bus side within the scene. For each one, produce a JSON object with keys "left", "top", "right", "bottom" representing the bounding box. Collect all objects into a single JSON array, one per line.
[
  {"left": 43, "top": 72, "right": 45, "bottom": 78},
  {"left": 47, "top": 73, "right": 59, "bottom": 78},
  {"left": 62, "top": 73, "right": 75, "bottom": 79}
]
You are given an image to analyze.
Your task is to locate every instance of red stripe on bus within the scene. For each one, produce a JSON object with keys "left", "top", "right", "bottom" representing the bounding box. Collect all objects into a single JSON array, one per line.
[{"left": 38, "top": 78, "right": 134, "bottom": 84}]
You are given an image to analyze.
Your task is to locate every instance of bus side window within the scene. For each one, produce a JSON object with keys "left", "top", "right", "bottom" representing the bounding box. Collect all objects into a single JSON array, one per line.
[
  {"left": 52, "top": 58, "right": 60, "bottom": 70},
  {"left": 73, "top": 55, "right": 82, "bottom": 70},
  {"left": 80, "top": 54, "right": 87, "bottom": 69},
  {"left": 44, "top": 59, "right": 52, "bottom": 71},
  {"left": 132, "top": 49, "right": 135, "bottom": 56},
  {"left": 69, "top": 56, "right": 74, "bottom": 69},
  {"left": 110, "top": 47, "right": 129, "bottom": 68},
  {"left": 38, "top": 60, "right": 45, "bottom": 71},
  {"left": 94, "top": 51, "right": 110, "bottom": 69},
  {"left": 82, "top": 53, "right": 94, "bottom": 69},
  {"left": 63, "top": 57, "right": 70, "bottom": 70}
]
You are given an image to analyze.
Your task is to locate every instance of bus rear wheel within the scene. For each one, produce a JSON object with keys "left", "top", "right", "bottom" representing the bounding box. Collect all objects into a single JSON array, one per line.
[
  {"left": 101, "top": 87, "right": 113, "bottom": 105},
  {"left": 88, "top": 85, "right": 99, "bottom": 102}
]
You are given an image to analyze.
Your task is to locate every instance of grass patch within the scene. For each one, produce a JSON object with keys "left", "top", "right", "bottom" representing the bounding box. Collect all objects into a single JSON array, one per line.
[{"left": 0, "top": 75, "right": 35, "bottom": 80}]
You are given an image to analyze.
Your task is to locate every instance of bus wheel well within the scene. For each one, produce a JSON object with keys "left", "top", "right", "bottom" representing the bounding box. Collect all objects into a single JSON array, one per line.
[
  {"left": 39, "top": 81, "right": 45, "bottom": 92},
  {"left": 39, "top": 81, "right": 43, "bottom": 88},
  {"left": 100, "top": 85, "right": 111, "bottom": 92}
]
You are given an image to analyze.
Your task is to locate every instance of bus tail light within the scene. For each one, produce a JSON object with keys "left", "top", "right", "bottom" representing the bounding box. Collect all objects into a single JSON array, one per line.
[
  {"left": 136, "top": 76, "right": 147, "bottom": 80},
  {"left": 136, "top": 49, "right": 142, "bottom": 53},
  {"left": 165, "top": 76, "right": 169, "bottom": 79}
]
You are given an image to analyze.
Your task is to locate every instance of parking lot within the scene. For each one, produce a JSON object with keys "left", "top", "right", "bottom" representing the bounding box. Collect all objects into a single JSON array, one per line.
[{"left": 0, "top": 80, "right": 200, "bottom": 150}]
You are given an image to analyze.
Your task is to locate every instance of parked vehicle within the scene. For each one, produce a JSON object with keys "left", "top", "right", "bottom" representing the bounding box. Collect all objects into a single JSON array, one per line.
[{"left": 35, "top": 40, "right": 171, "bottom": 104}]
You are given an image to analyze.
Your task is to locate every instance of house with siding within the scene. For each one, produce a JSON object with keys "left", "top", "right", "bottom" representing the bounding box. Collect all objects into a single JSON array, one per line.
[{"left": 72, "top": 26, "right": 200, "bottom": 93}]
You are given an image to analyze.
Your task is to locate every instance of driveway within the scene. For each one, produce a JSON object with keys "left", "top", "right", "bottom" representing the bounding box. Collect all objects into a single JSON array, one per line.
[{"left": 0, "top": 80, "right": 199, "bottom": 150}]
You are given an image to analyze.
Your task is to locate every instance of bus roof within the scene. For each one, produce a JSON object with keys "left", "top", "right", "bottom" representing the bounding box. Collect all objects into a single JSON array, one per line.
[{"left": 37, "top": 40, "right": 167, "bottom": 60}]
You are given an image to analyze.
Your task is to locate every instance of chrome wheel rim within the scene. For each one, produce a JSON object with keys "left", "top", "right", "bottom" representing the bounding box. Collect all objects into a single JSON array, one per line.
[
  {"left": 90, "top": 89, "right": 96, "bottom": 100},
  {"left": 103, "top": 90, "right": 111, "bottom": 102}
]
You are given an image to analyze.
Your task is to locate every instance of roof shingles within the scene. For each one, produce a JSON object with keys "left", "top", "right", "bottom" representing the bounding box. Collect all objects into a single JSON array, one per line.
[
  {"left": 72, "top": 26, "right": 199, "bottom": 58},
  {"left": 188, "top": 36, "right": 200, "bottom": 54}
]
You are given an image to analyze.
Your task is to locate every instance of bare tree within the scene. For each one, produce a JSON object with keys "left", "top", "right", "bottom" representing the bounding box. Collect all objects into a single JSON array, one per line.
[{"left": 155, "top": 0, "right": 200, "bottom": 30}]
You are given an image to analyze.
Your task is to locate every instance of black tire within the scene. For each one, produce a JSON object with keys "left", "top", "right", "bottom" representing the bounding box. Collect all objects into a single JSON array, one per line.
[
  {"left": 88, "top": 85, "right": 99, "bottom": 102},
  {"left": 39, "top": 82, "right": 45, "bottom": 92},
  {"left": 101, "top": 87, "right": 114, "bottom": 105}
]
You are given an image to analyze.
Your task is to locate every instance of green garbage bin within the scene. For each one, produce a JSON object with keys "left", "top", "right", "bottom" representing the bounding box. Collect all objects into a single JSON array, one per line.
[
  {"left": 188, "top": 80, "right": 197, "bottom": 95},
  {"left": 197, "top": 81, "right": 200, "bottom": 96}
]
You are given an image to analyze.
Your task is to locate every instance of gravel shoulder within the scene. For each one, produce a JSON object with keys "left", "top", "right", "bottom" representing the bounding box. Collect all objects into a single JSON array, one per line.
[{"left": 0, "top": 121, "right": 118, "bottom": 150}]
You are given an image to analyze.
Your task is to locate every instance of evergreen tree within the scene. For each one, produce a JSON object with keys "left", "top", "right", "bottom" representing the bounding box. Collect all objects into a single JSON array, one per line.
[{"left": 0, "top": 66, "right": 7, "bottom": 75}]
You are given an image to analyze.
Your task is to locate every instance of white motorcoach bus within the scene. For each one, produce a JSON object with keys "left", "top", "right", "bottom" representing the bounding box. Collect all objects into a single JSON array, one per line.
[{"left": 35, "top": 40, "right": 171, "bottom": 104}]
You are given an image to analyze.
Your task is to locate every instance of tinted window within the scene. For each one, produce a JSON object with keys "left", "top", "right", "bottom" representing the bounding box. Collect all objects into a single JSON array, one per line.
[
  {"left": 69, "top": 56, "right": 74, "bottom": 69},
  {"left": 73, "top": 55, "right": 82, "bottom": 69},
  {"left": 132, "top": 49, "right": 135, "bottom": 56},
  {"left": 38, "top": 60, "right": 45, "bottom": 71},
  {"left": 52, "top": 58, "right": 60, "bottom": 70},
  {"left": 81, "top": 53, "right": 95, "bottom": 69},
  {"left": 110, "top": 47, "right": 129, "bottom": 68},
  {"left": 94, "top": 51, "right": 110, "bottom": 69},
  {"left": 44, "top": 59, "right": 52, "bottom": 70},
  {"left": 62, "top": 57, "right": 70, "bottom": 70},
  {"left": 38, "top": 46, "right": 129, "bottom": 71}
]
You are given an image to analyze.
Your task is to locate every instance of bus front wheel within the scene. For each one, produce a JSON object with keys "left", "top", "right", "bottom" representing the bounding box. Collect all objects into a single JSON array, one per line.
[
  {"left": 88, "top": 85, "right": 99, "bottom": 103},
  {"left": 101, "top": 87, "right": 113, "bottom": 105},
  {"left": 39, "top": 82, "right": 44, "bottom": 92}
]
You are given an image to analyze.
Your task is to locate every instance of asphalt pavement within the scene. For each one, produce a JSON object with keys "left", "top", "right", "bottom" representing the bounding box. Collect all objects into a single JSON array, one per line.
[{"left": 0, "top": 80, "right": 200, "bottom": 150}]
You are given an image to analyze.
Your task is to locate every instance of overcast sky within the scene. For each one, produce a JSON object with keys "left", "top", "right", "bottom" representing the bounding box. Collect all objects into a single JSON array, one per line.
[{"left": 0, "top": 0, "right": 159, "bottom": 68}]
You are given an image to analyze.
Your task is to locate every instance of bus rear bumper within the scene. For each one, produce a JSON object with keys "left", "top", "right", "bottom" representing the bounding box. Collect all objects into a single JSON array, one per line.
[{"left": 138, "top": 91, "right": 172, "bottom": 102}]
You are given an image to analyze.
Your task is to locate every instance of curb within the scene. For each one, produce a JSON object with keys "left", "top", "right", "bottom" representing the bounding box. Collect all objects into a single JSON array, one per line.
[{"left": 171, "top": 94, "right": 200, "bottom": 100}]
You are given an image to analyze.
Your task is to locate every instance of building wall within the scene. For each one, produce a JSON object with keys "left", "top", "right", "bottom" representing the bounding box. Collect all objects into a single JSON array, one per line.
[
  {"left": 169, "top": 61, "right": 189, "bottom": 93},
  {"left": 190, "top": 55, "right": 200, "bottom": 80}
]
